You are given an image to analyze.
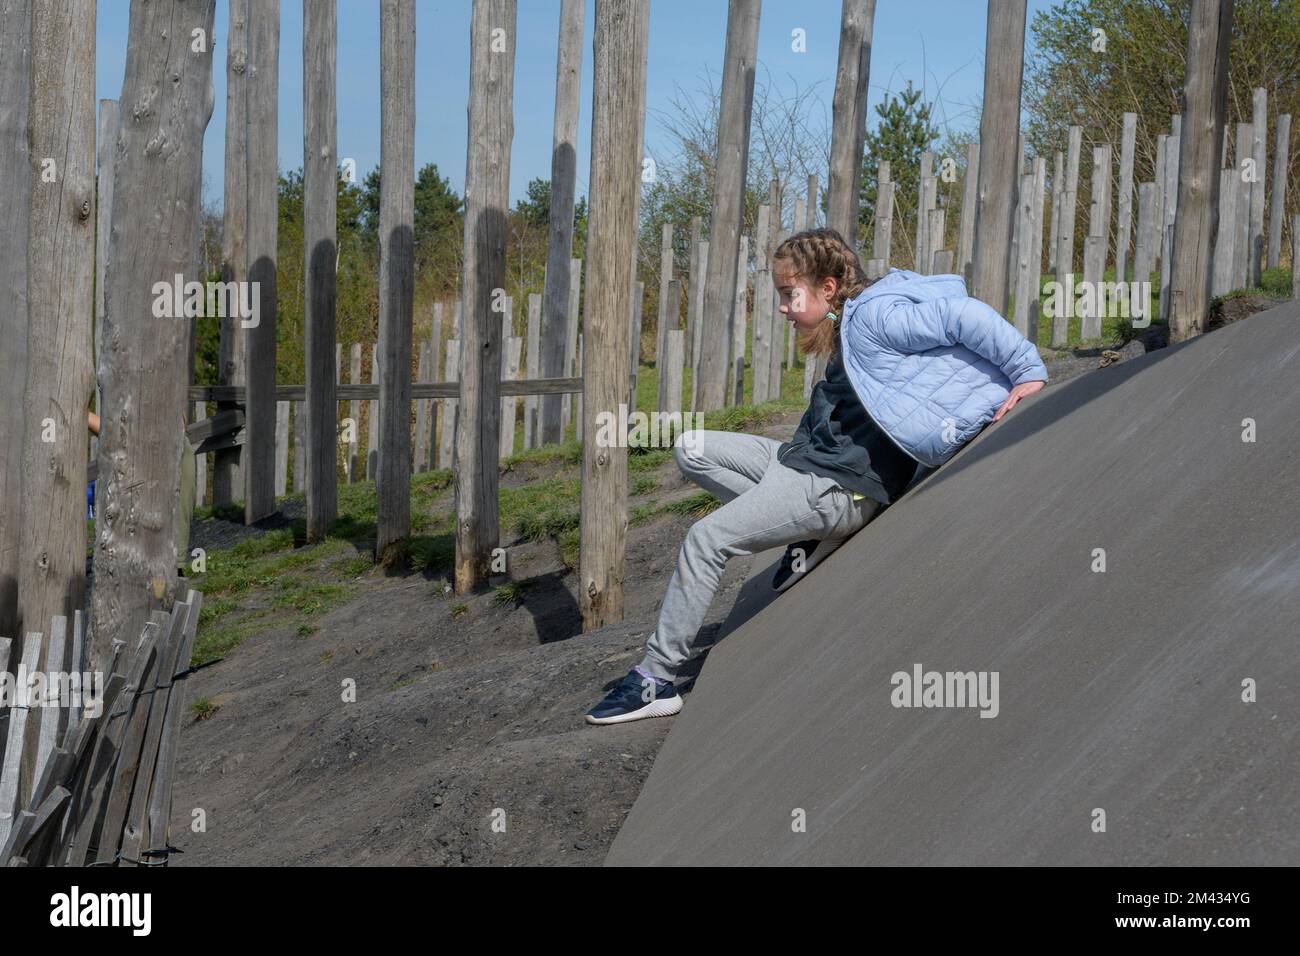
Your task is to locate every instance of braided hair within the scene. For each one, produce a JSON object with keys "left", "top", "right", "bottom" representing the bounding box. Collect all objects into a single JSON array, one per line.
[{"left": 771, "top": 227, "right": 875, "bottom": 359}]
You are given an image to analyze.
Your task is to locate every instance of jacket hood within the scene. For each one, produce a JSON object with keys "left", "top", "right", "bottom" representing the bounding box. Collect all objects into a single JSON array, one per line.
[{"left": 850, "top": 268, "right": 967, "bottom": 310}]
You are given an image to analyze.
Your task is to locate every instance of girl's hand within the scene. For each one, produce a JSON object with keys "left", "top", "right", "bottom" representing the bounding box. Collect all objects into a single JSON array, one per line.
[{"left": 991, "top": 380, "right": 1044, "bottom": 422}]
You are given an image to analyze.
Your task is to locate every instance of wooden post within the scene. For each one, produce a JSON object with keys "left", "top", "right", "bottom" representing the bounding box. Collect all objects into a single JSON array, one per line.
[
  {"left": 375, "top": 0, "right": 415, "bottom": 561},
  {"left": 439, "top": 342, "right": 459, "bottom": 470},
  {"left": 874, "top": 160, "right": 894, "bottom": 267},
  {"left": 927, "top": 208, "right": 945, "bottom": 275},
  {"left": 244, "top": 0, "right": 279, "bottom": 524},
  {"left": 1233, "top": 122, "right": 1252, "bottom": 289},
  {"left": 348, "top": 344, "right": 361, "bottom": 481},
  {"left": 214, "top": 0, "right": 248, "bottom": 508},
  {"left": 662, "top": 331, "right": 684, "bottom": 415},
  {"left": 525, "top": 293, "right": 541, "bottom": 448},
  {"left": 659, "top": 279, "right": 682, "bottom": 413},
  {"left": 1027, "top": 156, "right": 1046, "bottom": 344},
  {"left": 1057, "top": 126, "right": 1081, "bottom": 281},
  {"left": 1089, "top": 144, "right": 1113, "bottom": 277},
  {"left": 1048, "top": 149, "right": 1062, "bottom": 275},
  {"left": 92, "top": 100, "right": 119, "bottom": 471},
  {"left": 695, "top": 1, "right": 760, "bottom": 410},
  {"left": 1159, "top": 120, "right": 1181, "bottom": 320},
  {"left": 540, "top": 0, "right": 582, "bottom": 445},
  {"left": 689, "top": 239, "right": 709, "bottom": 410},
  {"left": 195, "top": 403, "right": 209, "bottom": 505},
  {"left": 654, "top": 222, "right": 674, "bottom": 408},
  {"left": 0, "top": 0, "right": 31, "bottom": 639},
  {"left": 1012, "top": 171, "right": 1036, "bottom": 338},
  {"left": 823, "top": 0, "right": 875, "bottom": 324},
  {"left": 768, "top": 226, "right": 786, "bottom": 396},
  {"left": 1248, "top": 86, "right": 1266, "bottom": 287},
  {"left": 1292, "top": 214, "right": 1300, "bottom": 299},
  {"left": 959, "top": 142, "right": 980, "bottom": 285},
  {"left": 1115, "top": 112, "right": 1137, "bottom": 281},
  {"left": 1152, "top": 134, "right": 1167, "bottom": 267},
  {"left": 414, "top": 342, "right": 430, "bottom": 470},
  {"left": 630, "top": 280, "right": 644, "bottom": 412},
  {"left": 456, "top": 0, "right": 515, "bottom": 591},
  {"left": 366, "top": 349, "right": 379, "bottom": 480},
  {"left": 752, "top": 205, "right": 771, "bottom": 403},
  {"left": 1170, "top": 0, "right": 1233, "bottom": 343},
  {"left": 500, "top": 336, "right": 522, "bottom": 461},
  {"left": 291, "top": 400, "right": 305, "bottom": 492},
  {"left": 92, "top": 0, "right": 216, "bottom": 671},
  {"left": 1267, "top": 114, "right": 1291, "bottom": 270},
  {"left": 273, "top": 401, "right": 289, "bottom": 496},
  {"left": 1133, "top": 181, "right": 1157, "bottom": 289},
  {"left": 1212, "top": 169, "right": 1238, "bottom": 298},
  {"left": 562, "top": 258, "right": 581, "bottom": 432},
  {"left": 574, "top": 333, "right": 584, "bottom": 441},
  {"left": 731, "top": 235, "right": 749, "bottom": 406},
  {"left": 971, "top": 0, "right": 1027, "bottom": 316},
  {"left": 916, "top": 150, "right": 934, "bottom": 271},
  {"left": 303, "top": 0, "right": 338, "bottom": 538},
  {"left": 430, "top": 304, "right": 443, "bottom": 459},
  {"left": 580, "top": 0, "right": 646, "bottom": 627}
]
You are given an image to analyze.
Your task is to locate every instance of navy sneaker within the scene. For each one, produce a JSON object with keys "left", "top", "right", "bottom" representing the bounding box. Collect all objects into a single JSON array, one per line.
[
  {"left": 585, "top": 668, "right": 683, "bottom": 725},
  {"left": 771, "top": 538, "right": 824, "bottom": 593}
]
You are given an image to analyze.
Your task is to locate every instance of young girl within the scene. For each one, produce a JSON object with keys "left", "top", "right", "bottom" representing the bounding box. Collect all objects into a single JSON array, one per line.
[{"left": 585, "top": 227, "right": 1047, "bottom": 725}]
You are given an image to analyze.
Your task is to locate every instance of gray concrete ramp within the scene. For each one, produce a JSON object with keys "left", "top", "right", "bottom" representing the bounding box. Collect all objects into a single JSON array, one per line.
[{"left": 607, "top": 302, "right": 1300, "bottom": 866}]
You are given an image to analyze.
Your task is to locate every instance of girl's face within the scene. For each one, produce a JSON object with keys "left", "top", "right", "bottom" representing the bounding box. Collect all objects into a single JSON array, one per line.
[{"left": 774, "top": 266, "right": 837, "bottom": 333}]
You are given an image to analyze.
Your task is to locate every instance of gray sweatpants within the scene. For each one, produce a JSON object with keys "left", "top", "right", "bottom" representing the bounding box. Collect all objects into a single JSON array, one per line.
[{"left": 638, "top": 428, "right": 881, "bottom": 681}]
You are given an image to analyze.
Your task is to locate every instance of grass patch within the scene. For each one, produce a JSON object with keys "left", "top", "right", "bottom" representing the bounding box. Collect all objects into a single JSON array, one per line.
[
  {"left": 191, "top": 698, "right": 217, "bottom": 721},
  {"left": 492, "top": 579, "right": 537, "bottom": 606}
]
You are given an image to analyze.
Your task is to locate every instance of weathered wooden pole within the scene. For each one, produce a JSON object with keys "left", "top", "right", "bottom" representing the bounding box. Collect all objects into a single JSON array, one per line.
[
  {"left": 1233, "top": 122, "right": 1252, "bottom": 288},
  {"left": 916, "top": 150, "right": 934, "bottom": 272},
  {"left": 958, "top": 142, "right": 979, "bottom": 285},
  {"left": 1212, "top": 168, "right": 1238, "bottom": 297},
  {"left": 455, "top": 0, "right": 516, "bottom": 593},
  {"left": 1169, "top": 0, "right": 1233, "bottom": 343},
  {"left": 874, "top": 160, "right": 894, "bottom": 266},
  {"left": 1048, "top": 150, "right": 1062, "bottom": 275},
  {"left": 1267, "top": 114, "right": 1291, "bottom": 270},
  {"left": 970, "top": 0, "right": 1027, "bottom": 316},
  {"left": 827, "top": 1, "right": 874, "bottom": 253},
  {"left": 92, "top": 0, "right": 216, "bottom": 670},
  {"left": 93, "top": 100, "right": 118, "bottom": 469},
  {"left": 1056, "top": 126, "right": 1081, "bottom": 286},
  {"left": 1292, "top": 214, "right": 1300, "bottom": 298},
  {"left": 579, "top": 0, "right": 647, "bottom": 627},
  {"left": 696, "top": 0, "right": 760, "bottom": 412},
  {"left": 1115, "top": 112, "right": 1137, "bottom": 280},
  {"left": 540, "top": 0, "right": 582, "bottom": 445},
  {"left": 751, "top": 204, "right": 772, "bottom": 403},
  {"left": 18, "top": 0, "right": 96, "bottom": 667},
  {"left": 1248, "top": 86, "right": 1266, "bottom": 287},
  {"left": 244, "top": 0, "right": 279, "bottom": 524},
  {"left": 0, "top": 0, "right": 33, "bottom": 639},
  {"left": 375, "top": 0, "right": 416, "bottom": 561},
  {"left": 654, "top": 221, "right": 673, "bottom": 410},
  {"left": 1158, "top": 117, "right": 1181, "bottom": 321},
  {"left": 1132, "top": 181, "right": 1157, "bottom": 288},
  {"left": 303, "top": 0, "right": 338, "bottom": 539},
  {"left": 214, "top": 0, "right": 248, "bottom": 507}
]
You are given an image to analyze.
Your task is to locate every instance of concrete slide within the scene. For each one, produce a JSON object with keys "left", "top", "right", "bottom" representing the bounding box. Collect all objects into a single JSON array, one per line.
[{"left": 607, "top": 300, "right": 1300, "bottom": 866}]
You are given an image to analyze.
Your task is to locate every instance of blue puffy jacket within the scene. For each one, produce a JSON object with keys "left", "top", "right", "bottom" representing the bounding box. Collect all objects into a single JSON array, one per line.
[{"left": 839, "top": 268, "right": 1049, "bottom": 468}]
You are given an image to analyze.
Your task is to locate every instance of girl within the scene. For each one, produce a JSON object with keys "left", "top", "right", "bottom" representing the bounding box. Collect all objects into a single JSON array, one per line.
[{"left": 586, "top": 227, "right": 1047, "bottom": 725}]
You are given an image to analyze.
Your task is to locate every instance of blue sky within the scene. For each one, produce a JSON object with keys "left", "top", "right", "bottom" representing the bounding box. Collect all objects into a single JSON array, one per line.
[{"left": 94, "top": 0, "right": 1059, "bottom": 208}]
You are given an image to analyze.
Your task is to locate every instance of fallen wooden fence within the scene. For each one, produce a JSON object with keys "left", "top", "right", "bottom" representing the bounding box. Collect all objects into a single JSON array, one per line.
[{"left": 0, "top": 589, "right": 202, "bottom": 866}]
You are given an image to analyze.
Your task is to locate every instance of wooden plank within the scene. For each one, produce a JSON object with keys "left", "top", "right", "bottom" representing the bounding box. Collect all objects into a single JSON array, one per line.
[
  {"left": 0, "top": 0, "right": 33, "bottom": 642},
  {"left": 93, "top": 99, "right": 120, "bottom": 470},
  {"left": 1048, "top": 149, "right": 1063, "bottom": 275},
  {"left": 53, "top": 669, "right": 125, "bottom": 859},
  {"left": 1012, "top": 171, "right": 1038, "bottom": 338},
  {"left": 32, "top": 617, "right": 67, "bottom": 793},
  {"left": 958, "top": 143, "right": 979, "bottom": 285},
  {"left": 662, "top": 330, "right": 684, "bottom": 416},
  {"left": 971, "top": 0, "right": 1028, "bottom": 315},
  {"left": 767, "top": 224, "right": 785, "bottom": 400},
  {"left": 214, "top": 0, "right": 249, "bottom": 508},
  {"left": 15, "top": 783, "right": 69, "bottom": 867},
  {"left": 690, "top": 239, "right": 710, "bottom": 410},
  {"left": 147, "top": 590, "right": 202, "bottom": 864},
  {"left": 244, "top": 0, "right": 280, "bottom": 524},
  {"left": 1088, "top": 144, "right": 1113, "bottom": 274},
  {"left": 1267, "top": 114, "right": 1291, "bottom": 270},
  {"left": 375, "top": 0, "right": 416, "bottom": 561},
  {"left": 697, "top": 0, "right": 761, "bottom": 410},
  {"left": 304, "top": 0, "right": 339, "bottom": 539},
  {"left": 916, "top": 150, "right": 934, "bottom": 271},
  {"left": 927, "top": 208, "right": 945, "bottom": 275},
  {"left": 1057, "top": 125, "right": 1082, "bottom": 280},
  {"left": 562, "top": 259, "right": 581, "bottom": 433},
  {"left": 654, "top": 222, "right": 675, "bottom": 418},
  {"left": 1152, "top": 134, "right": 1167, "bottom": 266},
  {"left": 93, "top": 611, "right": 175, "bottom": 865},
  {"left": 575, "top": 334, "right": 585, "bottom": 438},
  {"left": 497, "top": 305, "right": 514, "bottom": 459},
  {"left": 348, "top": 344, "right": 362, "bottom": 482},
  {"left": 438, "top": 342, "right": 459, "bottom": 470},
  {"left": 194, "top": 403, "right": 209, "bottom": 506},
  {"left": 1026, "top": 155, "right": 1047, "bottom": 345},
  {"left": 66, "top": 617, "right": 160, "bottom": 867},
  {"left": 540, "top": 0, "right": 583, "bottom": 445},
  {"left": 0, "top": 633, "right": 42, "bottom": 852},
  {"left": 1159, "top": 122, "right": 1181, "bottom": 320},
  {"left": 752, "top": 205, "right": 772, "bottom": 404},
  {"left": 1233, "top": 122, "right": 1253, "bottom": 289},
  {"left": 291, "top": 400, "right": 305, "bottom": 492},
  {"left": 631, "top": 280, "right": 645, "bottom": 413},
  {"left": 499, "top": 338, "right": 522, "bottom": 461},
  {"left": 120, "top": 595, "right": 195, "bottom": 865}
]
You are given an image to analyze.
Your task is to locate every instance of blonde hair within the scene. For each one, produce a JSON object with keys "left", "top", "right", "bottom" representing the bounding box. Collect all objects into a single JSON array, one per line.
[{"left": 771, "top": 227, "right": 874, "bottom": 359}]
